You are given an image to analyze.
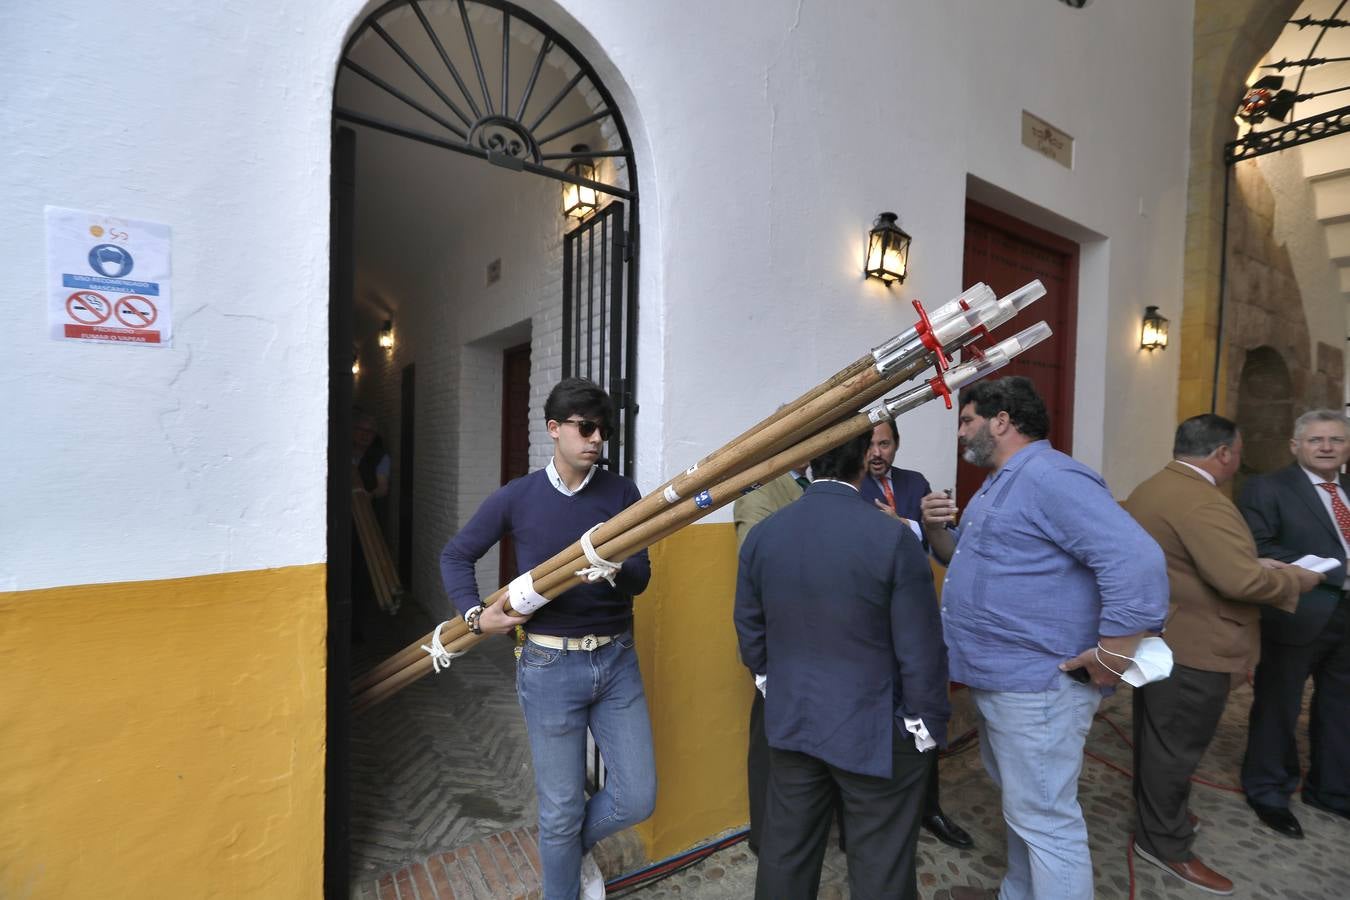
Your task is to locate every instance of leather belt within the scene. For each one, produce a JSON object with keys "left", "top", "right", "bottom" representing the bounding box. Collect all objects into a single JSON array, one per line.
[{"left": 528, "top": 633, "right": 613, "bottom": 652}]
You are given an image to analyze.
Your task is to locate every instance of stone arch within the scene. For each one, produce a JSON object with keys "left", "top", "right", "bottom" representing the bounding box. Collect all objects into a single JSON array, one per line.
[{"left": 1177, "top": 0, "right": 1302, "bottom": 419}]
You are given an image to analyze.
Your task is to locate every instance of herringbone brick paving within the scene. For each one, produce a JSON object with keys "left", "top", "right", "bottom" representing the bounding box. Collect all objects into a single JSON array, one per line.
[{"left": 350, "top": 608, "right": 536, "bottom": 892}]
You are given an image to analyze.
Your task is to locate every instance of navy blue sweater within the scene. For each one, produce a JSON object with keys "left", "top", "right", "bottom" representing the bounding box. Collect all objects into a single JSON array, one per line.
[{"left": 440, "top": 468, "right": 651, "bottom": 637}]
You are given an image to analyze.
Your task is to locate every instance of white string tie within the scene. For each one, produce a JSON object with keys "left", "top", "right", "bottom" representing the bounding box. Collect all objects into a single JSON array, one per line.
[
  {"left": 575, "top": 523, "right": 621, "bottom": 586},
  {"left": 421, "top": 619, "right": 467, "bottom": 674}
]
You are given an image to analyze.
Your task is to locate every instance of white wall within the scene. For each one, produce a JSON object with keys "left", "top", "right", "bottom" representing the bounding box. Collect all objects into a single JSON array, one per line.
[{"left": 2, "top": 0, "right": 1196, "bottom": 593}]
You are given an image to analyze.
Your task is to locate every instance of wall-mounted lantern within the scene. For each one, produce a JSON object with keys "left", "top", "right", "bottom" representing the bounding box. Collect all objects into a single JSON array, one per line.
[
  {"left": 563, "top": 144, "right": 599, "bottom": 219},
  {"left": 864, "top": 212, "right": 912, "bottom": 285},
  {"left": 1141, "top": 305, "right": 1169, "bottom": 351},
  {"left": 352, "top": 348, "right": 361, "bottom": 376},
  {"left": 379, "top": 319, "right": 394, "bottom": 350}
]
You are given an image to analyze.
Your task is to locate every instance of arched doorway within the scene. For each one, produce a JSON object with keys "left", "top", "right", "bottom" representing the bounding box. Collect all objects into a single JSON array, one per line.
[
  {"left": 1236, "top": 345, "right": 1295, "bottom": 491},
  {"left": 326, "top": 3, "right": 642, "bottom": 893}
]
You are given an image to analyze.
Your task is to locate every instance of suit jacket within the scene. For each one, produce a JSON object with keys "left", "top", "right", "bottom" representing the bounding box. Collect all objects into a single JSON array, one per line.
[
  {"left": 1239, "top": 463, "right": 1350, "bottom": 645},
  {"left": 733, "top": 471, "right": 805, "bottom": 549},
  {"left": 859, "top": 466, "right": 930, "bottom": 522},
  {"left": 734, "top": 480, "right": 950, "bottom": 778},
  {"left": 1124, "top": 462, "right": 1301, "bottom": 672}
]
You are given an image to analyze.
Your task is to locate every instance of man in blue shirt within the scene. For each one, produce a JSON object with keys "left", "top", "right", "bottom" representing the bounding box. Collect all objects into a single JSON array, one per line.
[
  {"left": 441, "top": 378, "right": 654, "bottom": 900},
  {"left": 921, "top": 376, "right": 1168, "bottom": 900}
]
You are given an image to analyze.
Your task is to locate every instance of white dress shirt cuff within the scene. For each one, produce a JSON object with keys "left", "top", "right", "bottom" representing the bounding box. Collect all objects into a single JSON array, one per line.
[
  {"left": 754, "top": 674, "right": 767, "bottom": 697},
  {"left": 905, "top": 716, "right": 937, "bottom": 752}
]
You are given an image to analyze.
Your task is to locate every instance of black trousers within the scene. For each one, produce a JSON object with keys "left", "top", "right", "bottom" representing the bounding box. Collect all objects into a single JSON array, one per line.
[
  {"left": 754, "top": 726, "right": 928, "bottom": 900},
  {"left": 1242, "top": 600, "right": 1350, "bottom": 812},
  {"left": 748, "top": 691, "right": 942, "bottom": 854},
  {"left": 1132, "top": 664, "right": 1231, "bottom": 861}
]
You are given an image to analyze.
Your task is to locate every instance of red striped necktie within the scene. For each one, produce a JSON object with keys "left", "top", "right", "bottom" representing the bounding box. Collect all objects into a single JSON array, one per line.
[
  {"left": 881, "top": 477, "right": 896, "bottom": 510},
  {"left": 1317, "top": 482, "right": 1350, "bottom": 545}
]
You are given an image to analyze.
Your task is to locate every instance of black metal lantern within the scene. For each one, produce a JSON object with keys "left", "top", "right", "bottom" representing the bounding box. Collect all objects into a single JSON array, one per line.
[
  {"left": 1141, "top": 305, "right": 1169, "bottom": 351},
  {"left": 378, "top": 318, "right": 394, "bottom": 350},
  {"left": 563, "top": 144, "right": 599, "bottom": 219},
  {"left": 865, "top": 212, "right": 912, "bottom": 285}
]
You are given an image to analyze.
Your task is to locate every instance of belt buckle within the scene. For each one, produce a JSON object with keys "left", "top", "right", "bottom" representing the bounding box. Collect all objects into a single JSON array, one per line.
[{"left": 579, "top": 634, "right": 599, "bottom": 651}]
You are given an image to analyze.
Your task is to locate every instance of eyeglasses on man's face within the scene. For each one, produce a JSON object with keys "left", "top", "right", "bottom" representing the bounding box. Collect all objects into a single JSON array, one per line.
[{"left": 559, "top": 418, "right": 611, "bottom": 441}]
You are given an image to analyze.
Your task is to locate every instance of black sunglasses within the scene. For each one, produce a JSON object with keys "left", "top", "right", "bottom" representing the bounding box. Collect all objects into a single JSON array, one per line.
[{"left": 559, "top": 418, "right": 611, "bottom": 441}]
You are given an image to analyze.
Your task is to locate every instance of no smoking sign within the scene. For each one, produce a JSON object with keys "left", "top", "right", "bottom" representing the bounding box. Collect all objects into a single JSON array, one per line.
[{"left": 46, "top": 207, "right": 173, "bottom": 347}]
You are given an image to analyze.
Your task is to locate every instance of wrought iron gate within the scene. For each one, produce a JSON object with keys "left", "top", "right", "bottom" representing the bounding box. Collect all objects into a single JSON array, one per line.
[{"left": 563, "top": 200, "right": 637, "bottom": 477}]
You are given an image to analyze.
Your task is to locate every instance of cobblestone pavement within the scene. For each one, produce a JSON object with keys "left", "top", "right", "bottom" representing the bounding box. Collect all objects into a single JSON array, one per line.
[
  {"left": 351, "top": 604, "right": 1349, "bottom": 898},
  {"left": 627, "top": 685, "right": 1350, "bottom": 900}
]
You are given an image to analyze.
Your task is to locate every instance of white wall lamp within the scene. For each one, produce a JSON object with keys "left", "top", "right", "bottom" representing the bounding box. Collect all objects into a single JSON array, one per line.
[
  {"left": 1141, "top": 306, "right": 1169, "bottom": 351},
  {"left": 864, "top": 212, "right": 912, "bottom": 285},
  {"left": 351, "top": 348, "right": 361, "bottom": 376},
  {"left": 379, "top": 319, "right": 394, "bottom": 350}
]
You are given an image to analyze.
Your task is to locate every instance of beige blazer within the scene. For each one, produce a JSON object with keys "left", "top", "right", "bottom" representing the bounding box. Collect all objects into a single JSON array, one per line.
[
  {"left": 1123, "top": 461, "right": 1301, "bottom": 673},
  {"left": 733, "top": 472, "right": 805, "bottom": 549}
]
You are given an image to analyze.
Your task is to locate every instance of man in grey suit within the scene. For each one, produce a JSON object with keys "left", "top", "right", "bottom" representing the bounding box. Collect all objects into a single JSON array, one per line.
[
  {"left": 735, "top": 431, "right": 950, "bottom": 900},
  {"left": 1239, "top": 408, "right": 1350, "bottom": 837}
]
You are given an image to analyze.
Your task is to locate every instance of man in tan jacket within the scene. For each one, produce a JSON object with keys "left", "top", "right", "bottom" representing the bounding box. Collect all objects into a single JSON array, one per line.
[{"left": 1124, "top": 414, "right": 1321, "bottom": 895}]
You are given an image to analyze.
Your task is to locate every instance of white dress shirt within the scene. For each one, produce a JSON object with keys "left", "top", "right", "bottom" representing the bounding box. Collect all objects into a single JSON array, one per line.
[
  {"left": 546, "top": 458, "right": 597, "bottom": 496},
  {"left": 1301, "top": 466, "right": 1350, "bottom": 558},
  {"left": 1175, "top": 459, "right": 1216, "bottom": 486}
]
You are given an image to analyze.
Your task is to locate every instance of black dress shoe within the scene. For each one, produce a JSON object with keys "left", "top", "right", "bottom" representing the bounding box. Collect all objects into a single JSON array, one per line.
[
  {"left": 922, "top": 811, "right": 975, "bottom": 849},
  {"left": 1247, "top": 798, "right": 1304, "bottom": 838},
  {"left": 1302, "top": 791, "right": 1350, "bottom": 822}
]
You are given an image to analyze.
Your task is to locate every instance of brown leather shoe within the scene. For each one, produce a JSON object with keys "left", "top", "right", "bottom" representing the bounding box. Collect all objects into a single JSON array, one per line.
[
  {"left": 1133, "top": 844, "right": 1233, "bottom": 895},
  {"left": 949, "top": 887, "right": 998, "bottom": 900}
]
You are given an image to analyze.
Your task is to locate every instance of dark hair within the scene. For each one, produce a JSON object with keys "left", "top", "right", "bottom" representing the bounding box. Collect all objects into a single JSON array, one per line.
[
  {"left": 810, "top": 431, "right": 872, "bottom": 482},
  {"left": 876, "top": 418, "right": 899, "bottom": 443},
  {"left": 544, "top": 377, "right": 613, "bottom": 429},
  {"left": 1173, "top": 414, "right": 1238, "bottom": 458},
  {"left": 957, "top": 376, "right": 1050, "bottom": 440}
]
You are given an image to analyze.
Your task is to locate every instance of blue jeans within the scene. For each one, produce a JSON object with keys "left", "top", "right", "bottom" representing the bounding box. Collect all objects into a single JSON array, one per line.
[
  {"left": 517, "top": 633, "right": 656, "bottom": 900},
  {"left": 971, "top": 680, "right": 1101, "bottom": 900}
]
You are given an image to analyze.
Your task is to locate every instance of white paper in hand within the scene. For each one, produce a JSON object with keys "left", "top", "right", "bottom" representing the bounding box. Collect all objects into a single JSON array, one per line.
[{"left": 1293, "top": 554, "right": 1341, "bottom": 575}]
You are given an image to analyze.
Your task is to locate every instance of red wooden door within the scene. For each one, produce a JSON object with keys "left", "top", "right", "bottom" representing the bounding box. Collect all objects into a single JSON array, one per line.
[
  {"left": 499, "top": 342, "right": 532, "bottom": 586},
  {"left": 956, "top": 200, "right": 1079, "bottom": 505}
]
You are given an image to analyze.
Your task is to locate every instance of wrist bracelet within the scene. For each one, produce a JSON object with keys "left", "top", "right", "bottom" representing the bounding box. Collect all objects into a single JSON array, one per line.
[{"left": 464, "top": 605, "right": 485, "bottom": 635}]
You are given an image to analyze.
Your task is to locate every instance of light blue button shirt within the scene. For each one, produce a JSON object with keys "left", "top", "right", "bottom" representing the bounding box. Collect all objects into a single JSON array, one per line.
[{"left": 942, "top": 441, "right": 1169, "bottom": 691}]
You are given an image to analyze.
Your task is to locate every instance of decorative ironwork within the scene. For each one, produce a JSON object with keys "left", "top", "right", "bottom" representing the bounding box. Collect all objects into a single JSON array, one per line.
[
  {"left": 1291, "top": 15, "right": 1350, "bottom": 30},
  {"left": 563, "top": 202, "right": 636, "bottom": 476},
  {"left": 1226, "top": 103, "right": 1350, "bottom": 163},
  {"left": 335, "top": 0, "right": 635, "bottom": 200},
  {"left": 1263, "top": 54, "right": 1350, "bottom": 70}
]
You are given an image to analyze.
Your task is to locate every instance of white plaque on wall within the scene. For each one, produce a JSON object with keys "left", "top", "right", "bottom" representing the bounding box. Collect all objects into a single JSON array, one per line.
[{"left": 1021, "top": 111, "right": 1074, "bottom": 170}]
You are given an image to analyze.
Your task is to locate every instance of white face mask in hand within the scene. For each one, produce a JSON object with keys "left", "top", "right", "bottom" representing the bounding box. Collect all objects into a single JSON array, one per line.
[{"left": 1095, "top": 636, "right": 1173, "bottom": 687}]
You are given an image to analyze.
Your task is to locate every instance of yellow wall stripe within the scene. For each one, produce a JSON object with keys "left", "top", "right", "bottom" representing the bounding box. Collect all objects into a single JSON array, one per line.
[{"left": 0, "top": 564, "right": 327, "bottom": 899}]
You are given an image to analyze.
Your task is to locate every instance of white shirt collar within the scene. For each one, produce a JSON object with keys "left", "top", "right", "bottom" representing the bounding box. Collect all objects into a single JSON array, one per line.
[
  {"left": 1174, "top": 460, "right": 1216, "bottom": 486},
  {"left": 546, "top": 457, "right": 597, "bottom": 496},
  {"left": 812, "top": 477, "right": 859, "bottom": 493},
  {"left": 1301, "top": 466, "right": 1343, "bottom": 489}
]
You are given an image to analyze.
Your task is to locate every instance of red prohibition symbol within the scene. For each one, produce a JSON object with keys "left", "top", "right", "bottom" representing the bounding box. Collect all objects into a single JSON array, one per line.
[
  {"left": 114, "top": 295, "right": 158, "bottom": 329},
  {"left": 66, "top": 290, "right": 112, "bottom": 325}
]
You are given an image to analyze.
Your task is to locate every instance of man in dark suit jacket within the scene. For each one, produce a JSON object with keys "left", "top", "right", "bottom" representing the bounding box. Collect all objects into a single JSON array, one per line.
[
  {"left": 735, "top": 430, "right": 950, "bottom": 900},
  {"left": 859, "top": 418, "right": 973, "bottom": 850},
  {"left": 1238, "top": 408, "right": 1350, "bottom": 837}
]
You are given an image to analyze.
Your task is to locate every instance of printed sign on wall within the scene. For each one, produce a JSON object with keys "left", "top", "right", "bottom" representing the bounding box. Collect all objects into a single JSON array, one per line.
[{"left": 46, "top": 207, "right": 173, "bottom": 347}]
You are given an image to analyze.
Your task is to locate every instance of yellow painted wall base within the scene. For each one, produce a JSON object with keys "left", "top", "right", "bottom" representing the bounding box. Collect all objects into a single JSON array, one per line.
[
  {"left": 633, "top": 523, "right": 750, "bottom": 860},
  {"left": 0, "top": 565, "right": 328, "bottom": 899}
]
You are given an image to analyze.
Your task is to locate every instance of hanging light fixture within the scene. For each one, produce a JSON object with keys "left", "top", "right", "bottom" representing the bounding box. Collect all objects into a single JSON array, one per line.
[
  {"left": 563, "top": 144, "right": 599, "bottom": 219},
  {"left": 1141, "top": 305, "right": 1169, "bottom": 351},
  {"left": 864, "top": 212, "right": 912, "bottom": 285},
  {"left": 379, "top": 319, "right": 394, "bottom": 350}
]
